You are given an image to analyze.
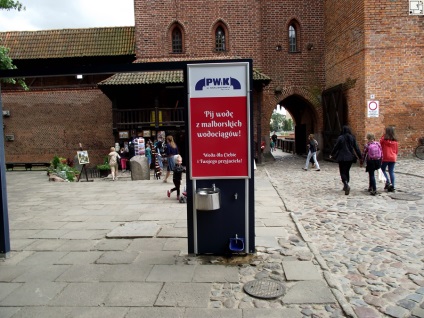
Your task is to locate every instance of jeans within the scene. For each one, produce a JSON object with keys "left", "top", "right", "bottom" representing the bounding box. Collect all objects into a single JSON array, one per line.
[
  {"left": 304, "top": 151, "right": 319, "bottom": 169},
  {"left": 368, "top": 169, "right": 377, "bottom": 191},
  {"left": 381, "top": 161, "right": 395, "bottom": 187}
]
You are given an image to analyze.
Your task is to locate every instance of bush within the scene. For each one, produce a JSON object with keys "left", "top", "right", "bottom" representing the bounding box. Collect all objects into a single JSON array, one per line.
[
  {"left": 49, "top": 156, "right": 79, "bottom": 182},
  {"left": 96, "top": 156, "right": 110, "bottom": 171}
]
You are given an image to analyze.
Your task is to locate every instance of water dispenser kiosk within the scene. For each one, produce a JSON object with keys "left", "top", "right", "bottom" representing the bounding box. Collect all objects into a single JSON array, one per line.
[{"left": 186, "top": 61, "right": 255, "bottom": 254}]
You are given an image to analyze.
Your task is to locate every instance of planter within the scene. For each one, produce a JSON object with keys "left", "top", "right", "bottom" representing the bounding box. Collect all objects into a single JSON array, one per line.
[{"left": 99, "top": 169, "right": 110, "bottom": 178}]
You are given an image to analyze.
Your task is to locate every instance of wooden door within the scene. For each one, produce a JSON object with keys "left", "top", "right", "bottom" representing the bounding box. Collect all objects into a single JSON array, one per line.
[{"left": 322, "top": 84, "right": 346, "bottom": 158}]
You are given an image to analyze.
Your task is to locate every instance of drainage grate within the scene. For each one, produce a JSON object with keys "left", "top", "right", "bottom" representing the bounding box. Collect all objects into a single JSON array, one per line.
[
  {"left": 243, "top": 279, "right": 286, "bottom": 299},
  {"left": 389, "top": 193, "right": 422, "bottom": 201}
]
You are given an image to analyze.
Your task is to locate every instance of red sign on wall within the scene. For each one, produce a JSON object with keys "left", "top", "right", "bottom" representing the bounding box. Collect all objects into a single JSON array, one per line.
[{"left": 188, "top": 62, "right": 250, "bottom": 179}]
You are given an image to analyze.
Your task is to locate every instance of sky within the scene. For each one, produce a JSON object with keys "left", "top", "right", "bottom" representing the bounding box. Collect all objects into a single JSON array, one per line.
[{"left": 0, "top": 0, "right": 135, "bottom": 32}]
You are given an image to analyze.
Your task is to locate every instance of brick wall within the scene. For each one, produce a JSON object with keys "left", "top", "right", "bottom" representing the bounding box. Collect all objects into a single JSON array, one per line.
[
  {"left": 2, "top": 89, "right": 114, "bottom": 166},
  {"left": 134, "top": 0, "right": 326, "bottom": 145},
  {"left": 325, "top": 0, "right": 424, "bottom": 155}
]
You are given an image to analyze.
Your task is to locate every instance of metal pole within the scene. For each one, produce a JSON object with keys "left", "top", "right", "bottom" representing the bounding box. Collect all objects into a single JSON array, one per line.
[
  {"left": 257, "top": 88, "right": 262, "bottom": 164},
  {"left": 0, "top": 85, "right": 11, "bottom": 258}
]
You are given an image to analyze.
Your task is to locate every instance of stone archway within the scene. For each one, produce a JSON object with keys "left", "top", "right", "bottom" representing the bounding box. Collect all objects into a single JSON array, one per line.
[{"left": 262, "top": 88, "right": 322, "bottom": 156}]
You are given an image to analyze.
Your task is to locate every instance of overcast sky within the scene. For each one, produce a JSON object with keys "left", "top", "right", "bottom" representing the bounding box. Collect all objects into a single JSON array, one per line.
[{"left": 0, "top": 0, "right": 134, "bottom": 32}]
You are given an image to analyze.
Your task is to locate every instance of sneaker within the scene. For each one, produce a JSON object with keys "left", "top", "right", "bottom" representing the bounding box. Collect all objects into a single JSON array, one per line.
[
  {"left": 370, "top": 190, "right": 377, "bottom": 196},
  {"left": 163, "top": 179, "right": 167, "bottom": 183},
  {"left": 367, "top": 187, "right": 372, "bottom": 192},
  {"left": 302, "top": 168, "right": 308, "bottom": 171},
  {"left": 388, "top": 185, "right": 396, "bottom": 192},
  {"left": 384, "top": 183, "right": 390, "bottom": 190},
  {"left": 167, "top": 190, "right": 170, "bottom": 198},
  {"left": 316, "top": 169, "right": 320, "bottom": 171}
]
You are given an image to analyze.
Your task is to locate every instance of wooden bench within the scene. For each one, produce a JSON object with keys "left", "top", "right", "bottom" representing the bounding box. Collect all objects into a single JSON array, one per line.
[{"left": 6, "top": 162, "right": 50, "bottom": 171}]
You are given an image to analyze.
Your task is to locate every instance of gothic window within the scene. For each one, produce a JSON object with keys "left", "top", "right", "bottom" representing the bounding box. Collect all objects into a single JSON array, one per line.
[
  {"left": 215, "top": 26, "right": 226, "bottom": 52},
  {"left": 172, "top": 26, "right": 183, "bottom": 53},
  {"left": 288, "top": 24, "right": 297, "bottom": 52}
]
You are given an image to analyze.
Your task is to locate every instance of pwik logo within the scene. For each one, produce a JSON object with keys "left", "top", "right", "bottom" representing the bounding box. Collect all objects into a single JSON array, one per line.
[{"left": 195, "top": 77, "right": 241, "bottom": 91}]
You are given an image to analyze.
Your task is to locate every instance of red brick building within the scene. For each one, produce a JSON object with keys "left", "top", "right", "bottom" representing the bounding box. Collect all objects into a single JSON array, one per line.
[{"left": 1, "top": 0, "right": 422, "bottom": 165}]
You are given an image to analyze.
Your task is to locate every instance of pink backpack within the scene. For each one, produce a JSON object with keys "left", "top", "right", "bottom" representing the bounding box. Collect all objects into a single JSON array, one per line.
[{"left": 367, "top": 142, "right": 382, "bottom": 160}]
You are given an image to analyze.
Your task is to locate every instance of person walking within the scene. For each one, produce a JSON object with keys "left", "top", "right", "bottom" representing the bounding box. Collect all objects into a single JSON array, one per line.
[
  {"left": 329, "top": 125, "right": 362, "bottom": 195},
  {"left": 302, "top": 134, "right": 320, "bottom": 171},
  {"left": 108, "top": 146, "right": 121, "bottom": 181},
  {"left": 380, "top": 126, "right": 398, "bottom": 192},
  {"left": 360, "top": 133, "right": 383, "bottom": 195},
  {"left": 167, "top": 155, "right": 186, "bottom": 200},
  {"left": 119, "top": 147, "right": 129, "bottom": 172},
  {"left": 163, "top": 135, "right": 179, "bottom": 183},
  {"left": 271, "top": 132, "right": 278, "bottom": 149},
  {"left": 270, "top": 138, "right": 275, "bottom": 152}
]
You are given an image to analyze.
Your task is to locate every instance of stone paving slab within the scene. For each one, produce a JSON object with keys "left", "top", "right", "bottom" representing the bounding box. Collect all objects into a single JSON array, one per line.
[
  {"left": 185, "top": 308, "right": 242, "bottom": 318},
  {"left": 55, "top": 264, "right": 111, "bottom": 282},
  {"left": 282, "top": 280, "right": 336, "bottom": 304},
  {"left": 126, "top": 307, "right": 185, "bottom": 318},
  {"left": 0, "top": 282, "right": 67, "bottom": 306},
  {"left": 282, "top": 261, "right": 323, "bottom": 281},
  {"left": 146, "top": 264, "right": 196, "bottom": 282},
  {"left": 95, "top": 251, "right": 139, "bottom": 264},
  {"left": 10, "top": 307, "right": 128, "bottom": 318},
  {"left": 192, "top": 265, "right": 240, "bottom": 283},
  {"left": 55, "top": 251, "right": 103, "bottom": 265},
  {"left": 154, "top": 282, "right": 211, "bottom": 307},
  {"left": 157, "top": 226, "right": 187, "bottom": 238},
  {"left": 49, "top": 282, "right": 115, "bottom": 306},
  {"left": 106, "top": 221, "right": 160, "bottom": 238},
  {"left": 104, "top": 282, "right": 163, "bottom": 306},
  {"left": 100, "top": 264, "right": 153, "bottom": 282},
  {"left": 243, "top": 308, "right": 303, "bottom": 318},
  {"left": 12, "top": 264, "right": 70, "bottom": 282}
]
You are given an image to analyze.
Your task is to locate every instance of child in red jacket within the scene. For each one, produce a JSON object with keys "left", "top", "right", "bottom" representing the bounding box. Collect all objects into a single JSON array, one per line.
[{"left": 380, "top": 126, "right": 398, "bottom": 192}]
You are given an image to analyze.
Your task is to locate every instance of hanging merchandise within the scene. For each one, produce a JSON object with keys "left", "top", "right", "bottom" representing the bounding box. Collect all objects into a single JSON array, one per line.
[{"left": 133, "top": 137, "right": 145, "bottom": 156}]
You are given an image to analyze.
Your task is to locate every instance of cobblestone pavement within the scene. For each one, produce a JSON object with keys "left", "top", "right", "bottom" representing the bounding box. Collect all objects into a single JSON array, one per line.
[{"left": 260, "top": 152, "right": 424, "bottom": 318}]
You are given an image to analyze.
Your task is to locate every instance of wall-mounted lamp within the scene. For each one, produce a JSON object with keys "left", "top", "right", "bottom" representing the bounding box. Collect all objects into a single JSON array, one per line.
[
  {"left": 5, "top": 134, "right": 15, "bottom": 141},
  {"left": 274, "top": 86, "right": 282, "bottom": 95},
  {"left": 275, "top": 45, "right": 282, "bottom": 51},
  {"left": 307, "top": 43, "right": 314, "bottom": 51},
  {"left": 75, "top": 74, "right": 83, "bottom": 80},
  {"left": 2, "top": 110, "right": 10, "bottom": 117}
]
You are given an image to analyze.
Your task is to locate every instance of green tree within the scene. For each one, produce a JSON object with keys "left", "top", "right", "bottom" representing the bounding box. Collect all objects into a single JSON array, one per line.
[
  {"left": 283, "top": 118, "right": 293, "bottom": 131},
  {"left": 0, "top": 0, "right": 24, "bottom": 11},
  {"left": 270, "top": 112, "right": 284, "bottom": 132},
  {"left": 0, "top": 0, "right": 28, "bottom": 89}
]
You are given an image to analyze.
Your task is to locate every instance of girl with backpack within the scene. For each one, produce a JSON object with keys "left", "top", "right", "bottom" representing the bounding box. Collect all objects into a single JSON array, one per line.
[
  {"left": 380, "top": 126, "right": 398, "bottom": 192},
  {"left": 360, "top": 133, "right": 383, "bottom": 195}
]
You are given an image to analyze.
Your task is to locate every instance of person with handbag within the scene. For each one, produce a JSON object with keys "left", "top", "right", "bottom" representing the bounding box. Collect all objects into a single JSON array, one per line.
[
  {"left": 329, "top": 125, "right": 362, "bottom": 195},
  {"left": 302, "top": 134, "right": 320, "bottom": 171}
]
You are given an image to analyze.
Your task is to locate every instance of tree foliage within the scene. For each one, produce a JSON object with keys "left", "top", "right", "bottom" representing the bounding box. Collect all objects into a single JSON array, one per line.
[
  {"left": 270, "top": 112, "right": 284, "bottom": 132},
  {"left": 0, "top": 0, "right": 24, "bottom": 11},
  {"left": 0, "top": 0, "right": 28, "bottom": 89}
]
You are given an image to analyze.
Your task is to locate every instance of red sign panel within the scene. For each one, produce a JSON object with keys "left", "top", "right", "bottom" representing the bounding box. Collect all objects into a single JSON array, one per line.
[
  {"left": 190, "top": 96, "right": 248, "bottom": 178},
  {"left": 188, "top": 62, "right": 250, "bottom": 179}
]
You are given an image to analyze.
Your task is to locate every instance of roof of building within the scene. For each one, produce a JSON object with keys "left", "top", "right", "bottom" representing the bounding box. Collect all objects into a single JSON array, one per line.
[
  {"left": 98, "top": 69, "right": 270, "bottom": 86},
  {"left": 0, "top": 27, "right": 271, "bottom": 84},
  {"left": 0, "top": 27, "right": 135, "bottom": 59}
]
